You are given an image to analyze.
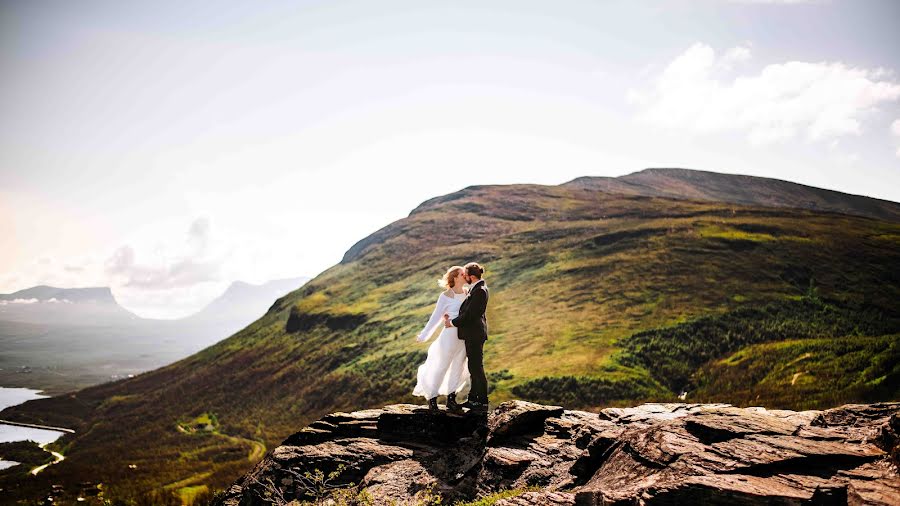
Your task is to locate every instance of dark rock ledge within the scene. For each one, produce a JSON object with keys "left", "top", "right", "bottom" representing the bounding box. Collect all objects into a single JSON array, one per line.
[{"left": 215, "top": 401, "right": 900, "bottom": 505}]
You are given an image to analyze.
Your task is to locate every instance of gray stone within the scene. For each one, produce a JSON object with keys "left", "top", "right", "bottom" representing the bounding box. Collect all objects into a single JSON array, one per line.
[{"left": 214, "top": 401, "right": 900, "bottom": 505}]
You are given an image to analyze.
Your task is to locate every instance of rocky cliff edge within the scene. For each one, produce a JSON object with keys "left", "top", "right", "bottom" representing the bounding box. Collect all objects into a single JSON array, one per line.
[{"left": 216, "top": 401, "right": 900, "bottom": 505}]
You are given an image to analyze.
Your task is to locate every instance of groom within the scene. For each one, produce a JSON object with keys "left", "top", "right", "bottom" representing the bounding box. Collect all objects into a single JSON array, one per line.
[{"left": 443, "top": 262, "right": 489, "bottom": 412}]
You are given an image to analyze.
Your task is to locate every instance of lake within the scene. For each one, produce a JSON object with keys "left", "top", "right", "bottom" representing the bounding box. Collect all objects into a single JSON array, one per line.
[
  {"left": 0, "top": 386, "right": 66, "bottom": 470},
  {"left": 0, "top": 386, "right": 49, "bottom": 411}
]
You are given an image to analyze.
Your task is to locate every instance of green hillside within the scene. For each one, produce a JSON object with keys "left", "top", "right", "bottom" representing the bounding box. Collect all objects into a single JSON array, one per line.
[{"left": 2, "top": 173, "right": 899, "bottom": 504}]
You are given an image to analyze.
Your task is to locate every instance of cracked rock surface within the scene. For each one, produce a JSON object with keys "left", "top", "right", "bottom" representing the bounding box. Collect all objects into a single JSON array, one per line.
[{"left": 215, "top": 401, "right": 900, "bottom": 505}]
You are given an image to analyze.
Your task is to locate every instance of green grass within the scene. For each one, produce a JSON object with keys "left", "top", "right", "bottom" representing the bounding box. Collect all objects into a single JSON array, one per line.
[
  {"left": 510, "top": 374, "right": 669, "bottom": 407},
  {"left": 177, "top": 485, "right": 210, "bottom": 505},
  {"left": 453, "top": 486, "right": 542, "bottom": 506},
  {"left": 693, "top": 334, "right": 900, "bottom": 409},
  {"left": 617, "top": 297, "right": 899, "bottom": 394},
  {"left": 178, "top": 412, "right": 220, "bottom": 434}
]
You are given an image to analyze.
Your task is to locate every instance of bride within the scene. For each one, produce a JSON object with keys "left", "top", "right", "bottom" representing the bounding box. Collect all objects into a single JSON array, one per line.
[{"left": 413, "top": 266, "right": 471, "bottom": 412}]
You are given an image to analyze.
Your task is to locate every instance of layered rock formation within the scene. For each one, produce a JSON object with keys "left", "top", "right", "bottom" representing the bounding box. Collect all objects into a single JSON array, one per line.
[{"left": 216, "top": 401, "right": 900, "bottom": 505}]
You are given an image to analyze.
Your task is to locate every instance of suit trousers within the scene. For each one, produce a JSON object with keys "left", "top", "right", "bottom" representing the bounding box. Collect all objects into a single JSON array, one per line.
[{"left": 464, "top": 337, "right": 488, "bottom": 403}]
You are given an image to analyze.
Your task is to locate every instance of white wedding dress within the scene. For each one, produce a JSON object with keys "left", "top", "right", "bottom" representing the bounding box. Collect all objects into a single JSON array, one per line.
[{"left": 412, "top": 291, "right": 471, "bottom": 400}]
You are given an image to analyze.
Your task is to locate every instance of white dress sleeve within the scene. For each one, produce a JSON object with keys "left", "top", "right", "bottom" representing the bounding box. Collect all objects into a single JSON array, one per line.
[{"left": 416, "top": 294, "right": 448, "bottom": 343}]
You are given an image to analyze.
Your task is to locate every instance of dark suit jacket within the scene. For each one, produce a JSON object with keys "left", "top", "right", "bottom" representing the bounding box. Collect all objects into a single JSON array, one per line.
[{"left": 452, "top": 279, "right": 488, "bottom": 341}]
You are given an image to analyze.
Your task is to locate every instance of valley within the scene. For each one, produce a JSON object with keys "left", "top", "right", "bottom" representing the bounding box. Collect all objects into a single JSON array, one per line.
[{"left": 0, "top": 278, "right": 308, "bottom": 395}]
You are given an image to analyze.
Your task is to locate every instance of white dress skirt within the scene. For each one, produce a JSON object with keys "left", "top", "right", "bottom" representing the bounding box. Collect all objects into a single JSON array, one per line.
[{"left": 412, "top": 291, "right": 471, "bottom": 400}]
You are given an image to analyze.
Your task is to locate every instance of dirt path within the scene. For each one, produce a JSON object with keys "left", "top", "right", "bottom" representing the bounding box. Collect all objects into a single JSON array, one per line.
[
  {"left": 29, "top": 445, "right": 64, "bottom": 475},
  {"left": 219, "top": 432, "right": 266, "bottom": 461},
  {"left": 174, "top": 423, "right": 266, "bottom": 461},
  {"left": 166, "top": 426, "right": 266, "bottom": 504}
]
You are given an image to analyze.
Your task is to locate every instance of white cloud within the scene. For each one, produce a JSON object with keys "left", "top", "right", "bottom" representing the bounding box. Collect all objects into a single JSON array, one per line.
[
  {"left": 892, "top": 119, "right": 900, "bottom": 157},
  {"left": 628, "top": 43, "right": 900, "bottom": 146},
  {"left": 0, "top": 298, "right": 39, "bottom": 305},
  {"left": 720, "top": 45, "right": 752, "bottom": 69},
  {"left": 727, "top": 0, "right": 821, "bottom": 4},
  {"left": 97, "top": 217, "right": 241, "bottom": 318},
  {"left": 104, "top": 245, "right": 219, "bottom": 289},
  {"left": 104, "top": 217, "right": 221, "bottom": 290},
  {"left": 187, "top": 216, "right": 211, "bottom": 255}
]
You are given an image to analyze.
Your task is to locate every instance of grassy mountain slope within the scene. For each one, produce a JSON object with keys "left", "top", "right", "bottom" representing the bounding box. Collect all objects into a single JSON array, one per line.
[{"left": 2, "top": 172, "right": 899, "bottom": 504}]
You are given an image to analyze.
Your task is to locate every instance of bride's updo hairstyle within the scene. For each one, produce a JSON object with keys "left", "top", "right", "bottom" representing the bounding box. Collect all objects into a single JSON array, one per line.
[{"left": 438, "top": 266, "right": 464, "bottom": 289}]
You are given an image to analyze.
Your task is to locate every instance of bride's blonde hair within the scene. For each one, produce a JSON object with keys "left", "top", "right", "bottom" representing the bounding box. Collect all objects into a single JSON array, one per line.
[{"left": 437, "top": 265, "right": 464, "bottom": 289}]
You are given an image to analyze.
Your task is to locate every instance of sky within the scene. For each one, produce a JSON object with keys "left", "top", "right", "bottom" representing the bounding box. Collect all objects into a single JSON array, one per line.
[{"left": 1, "top": 0, "right": 898, "bottom": 318}]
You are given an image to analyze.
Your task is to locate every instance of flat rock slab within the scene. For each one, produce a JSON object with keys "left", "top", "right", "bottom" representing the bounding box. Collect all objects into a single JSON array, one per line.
[{"left": 214, "top": 401, "right": 900, "bottom": 506}]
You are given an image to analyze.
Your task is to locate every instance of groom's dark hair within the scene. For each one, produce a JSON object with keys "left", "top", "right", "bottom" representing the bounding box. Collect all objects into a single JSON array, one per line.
[{"left": 464, "top": 262, "right": 484, "bottom": 279}]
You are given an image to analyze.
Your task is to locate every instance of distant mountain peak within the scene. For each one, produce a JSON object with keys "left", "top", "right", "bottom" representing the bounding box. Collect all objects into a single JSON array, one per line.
[
  {"left": 220, "top": 277, "right": 308, "bottom": 296},
  {"left": 0, "top": 285, "right": 139, "bottom": 325},
  {"left": 182, "top": 277, "right": 310, "bottom": 323},
  {"left": 0, "top": 285, "right": 118, "bottom": 304}
]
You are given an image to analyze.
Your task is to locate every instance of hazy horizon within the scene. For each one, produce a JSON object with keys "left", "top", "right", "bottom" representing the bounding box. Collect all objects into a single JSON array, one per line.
[{"left": 3, "top": 0, "right": 899, "bottom": 318}]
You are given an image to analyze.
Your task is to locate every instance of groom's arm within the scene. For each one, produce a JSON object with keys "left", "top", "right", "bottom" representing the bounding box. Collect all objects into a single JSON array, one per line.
[{"left": 451, "top": 289, "right": 486, "bottom": 328}]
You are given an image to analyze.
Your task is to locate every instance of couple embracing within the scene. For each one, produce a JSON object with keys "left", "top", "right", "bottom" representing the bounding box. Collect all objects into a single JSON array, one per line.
[{"left": 413, "top": 262, "right": 489, "bottom": 413}]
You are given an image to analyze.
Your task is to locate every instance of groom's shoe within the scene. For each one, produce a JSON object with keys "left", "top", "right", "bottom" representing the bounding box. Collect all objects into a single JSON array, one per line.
[
  {"left": 447, "top": 393, "right": 462, "bottom": 413},
  {"left": 428, "top": 397, "right": 439, "bottom": 412}
]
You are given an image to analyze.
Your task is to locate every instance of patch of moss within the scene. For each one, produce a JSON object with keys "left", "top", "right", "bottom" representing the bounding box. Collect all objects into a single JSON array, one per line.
[
  {"left": 455, "top": 486, "right": 542, "bottom": 506},
  {"left": 694, "top": 334, "right": 900, "bottom": 409},
  {"left": 618, "top": 298, "right": 899, "bottom": 393},
  {"left": 511, "top": 374, "right": 668, "bottom": 407}
]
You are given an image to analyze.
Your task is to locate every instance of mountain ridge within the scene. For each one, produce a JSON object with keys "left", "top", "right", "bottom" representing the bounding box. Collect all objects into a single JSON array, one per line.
[
  {"left": 360, "top": 168, "right": 900, "bottom": 263},
  {"left": 0, "top": 285, "right": 140, "bottom": 326},
  {"left": 1, "top": 168, "right": 897, "bottom": 504},
  {"left": 563, "top": 168, "right": 900, "bottom": 222},
  {"left": 0, "top": 285, "right": 120, "bottom": 304}
]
